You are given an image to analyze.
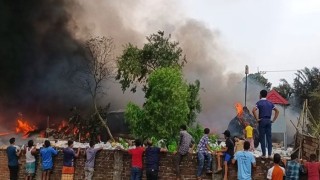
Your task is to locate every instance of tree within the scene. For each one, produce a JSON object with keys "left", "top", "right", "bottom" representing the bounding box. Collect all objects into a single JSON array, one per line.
[
  {"left": 77, "top": 37, "right": 116, "bottom": 141},
  {"left": 247, "top": 73, "right": 272, "bottom": 90},
  {"left": 125, "top": 67, "right": 190, "bottom": 141},
  {"left": 187, "top": 80, "right": 201, "bottom": 125},
  {"left": 116, "top": 31, "right": 186, "bottom": 93},
  {"left": 273, "top": 79, "right": 293, "bottom": 99},
  {"left": 294, "top": 67, "right": 320, "bottom": 120}
]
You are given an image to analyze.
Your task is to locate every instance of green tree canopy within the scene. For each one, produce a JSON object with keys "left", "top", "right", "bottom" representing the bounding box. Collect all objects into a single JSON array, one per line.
[
  {"left": 273, "top": 79, "right": 293, "bottom": 99},
  {"left": 248, "top": 73, "right": 272, "bottom": 90},
  {"left": 116, "top": 31, "right": 186, "bottom": 93},
  {"left": 125, "top": 67, "right": 190, "bottom": 140},
  {"left": 294, "top": 67, "right": 320, "bottom": 120}
]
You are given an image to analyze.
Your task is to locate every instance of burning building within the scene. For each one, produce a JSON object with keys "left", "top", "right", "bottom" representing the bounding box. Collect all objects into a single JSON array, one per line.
[{"left": 228, "top": 103, "right": 260, "bottom": 148}]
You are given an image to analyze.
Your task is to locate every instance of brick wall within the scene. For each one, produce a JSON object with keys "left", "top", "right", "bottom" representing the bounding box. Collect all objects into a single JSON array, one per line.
[{"left": 0, "top": 149, "right": 274, "bottom": 180}]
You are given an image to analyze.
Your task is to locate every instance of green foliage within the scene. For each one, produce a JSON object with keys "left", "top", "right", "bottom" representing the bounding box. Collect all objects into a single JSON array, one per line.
[
  {"left": 209, "top": 134, "right": 219, "bottom": 144},
  {"left": 248, "top": 73, "right": 272, "bottom": 90},
  {"left": 188, "top": 124, "right": 204, "bottom": 144},
  {"left": 125, "top": 67, "right": 190, "bottom": 141},
  {"left": 187, "top": 80, "right": 202, "bottom": 125},
  {"left": 273, "top": 79, "right": 293, "bottom": 99},
  {"left": 294, "top": 67, "right": 320, "bottom": 120},
  {"left": 116, "top": 31, "right": 186, "bottom": 93},
  {"left": 168, "top": 141, "right": 178, "bottom": 153}
]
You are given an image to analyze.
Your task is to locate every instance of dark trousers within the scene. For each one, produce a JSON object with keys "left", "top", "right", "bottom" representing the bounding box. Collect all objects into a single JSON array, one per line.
[
  {"left": 8, "top": 165, "right": 19, "bottom": 180},
  {"left": 130, "top": 167, "right": 142, "bottom": 180},
  {"left": 259, "top": 119, "right": 272, "bottom": 156},
  {"left": 146, "top": 169, "right": 158, "bottom": 180},
  {"left": 175, "top": 153, "right": 187, "bottom": 177}
]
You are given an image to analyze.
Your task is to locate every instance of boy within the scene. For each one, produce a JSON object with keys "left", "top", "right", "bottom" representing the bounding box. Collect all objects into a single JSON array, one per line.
[
  {"left": 118, "top": 139, "right": 145, "bottom": 180},
  {"left": 145, "top": 139, "right": 168, "bottom": 180},
  {"left": 61, "top": 140, "right": 80, "bottom": 180},
  {"left": 174, "top": 124, "right": 195, "bottom": 180},
  {"left": 303, "top": 154, "right": 320, "bottom": 180},
  {"left": 232, "top": 141, "right": 256, "bottom": 180},
  {"left": 7, "top": 137, "right": 21, "bottom": 180},
  {"left": 243, "top": 123, "right": 254, "bottom": 151},
  {"left": 267, "top": 153, "right": 285, "bottom": 180},
  {"left": 25, "top": 140, "right": 37, "bottom": 180},
  {"left": 282, "top": 154, "right": 302, "bottom": 180},
  {"left": 234, "top": 136, "right": 244, "bottom": 153},
  {"left": 40, "top": 140, "right": 59, "bottom": 180},
  {"left": 214, "top": 130, "right": 234, "bottom": 180},
  {"left": 196, "top": 128, "right": 214, "bottom": 179},
  {"left": 84, "top": 141, "right": 103, "bottom": 180}
]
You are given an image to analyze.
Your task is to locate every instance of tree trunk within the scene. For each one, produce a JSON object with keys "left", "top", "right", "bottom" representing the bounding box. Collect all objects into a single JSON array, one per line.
[{"left": 94, "top": 100, "right": 115, "bottom": 141}]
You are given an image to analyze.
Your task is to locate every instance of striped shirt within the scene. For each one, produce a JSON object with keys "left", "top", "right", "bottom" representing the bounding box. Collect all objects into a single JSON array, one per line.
[{"left": 197, "top": 135, "right": 209, "bottom": 153}]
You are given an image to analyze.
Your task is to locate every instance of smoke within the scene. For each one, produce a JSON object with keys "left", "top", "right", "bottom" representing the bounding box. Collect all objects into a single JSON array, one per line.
[{"left": 0, "top": 0, "right": 298, "bottom": 143}]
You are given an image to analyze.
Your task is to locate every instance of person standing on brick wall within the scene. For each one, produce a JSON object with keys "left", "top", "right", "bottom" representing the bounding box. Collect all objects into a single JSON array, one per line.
[
  {"left": 196, "top": 128, "right": 213, "bottom": 180},
  {"left": 117, "top": 139, "right": 145, "bottom": 180},
  {"left": 7, "top": 137, "right": 21, "bottom": 180},
  {"left": 145, "top": 139, "right": 168, "bottom": 180},
  {"left": 214, "top": 130, "right": 234, "bottom": 180},
  {"left": 174, "top": 124, "right": 195, "bottom": 180},
  {"left": 303, "top": 153, "right": 320, "bottom": 180},
  {"left": 24, "top": 140, "right": 37, "bottom": 180},
  {"left": 61, "top": 140, "right": 80, "bottom": 180},
  {"left": 232, "top": 141, "right": 256, "bottom": 180},
  {"left": 267, "top": 153, "right": 285, "bottom": 180},
  {"left": 40, "top": 140, "right": 59, "bottom": 180},
  {"left": 252, "top": 90, "right": 279, "bottom": 159},
  {"left": 84, "top": 141, "right": 103, "bottom": 180}
]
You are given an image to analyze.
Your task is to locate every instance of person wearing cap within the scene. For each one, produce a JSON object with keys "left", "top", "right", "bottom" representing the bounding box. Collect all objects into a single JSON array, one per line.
[
  {"left": 7, "top": 137, "right": 21, "bottom": 180},
  {"left": 214, "top": 130, "right": 234, "bottom": 180},
  {"left": 252, "top": 90, "right": 279, "bottom": 159}
]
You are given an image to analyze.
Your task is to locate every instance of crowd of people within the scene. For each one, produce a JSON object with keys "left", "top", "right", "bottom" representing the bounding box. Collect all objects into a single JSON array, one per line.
[{"left": 5, "top": 89, "right": 320, "bottom": 180}]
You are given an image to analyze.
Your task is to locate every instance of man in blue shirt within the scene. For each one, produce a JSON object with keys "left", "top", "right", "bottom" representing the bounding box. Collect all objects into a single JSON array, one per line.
[
  {"left": 252, "top": 90, "right": 279, "bottom": 158},
  {"left": 145, "top": 139, "right": 167, "bottom": 180},
  {"left": 232, "top": 141, "right": 256, "bottom": 180},
  {"left": 7, "top": 137, "right": 21, "bottom": 180},
  {"left": 196, "top": 128, "right": 213, "bottom": 179},
  {"left": 40, "top": 140, "right": 59, "bottom": 180},
  {"left": 62, "top": 140, "right": 80, "bottom": 180}
]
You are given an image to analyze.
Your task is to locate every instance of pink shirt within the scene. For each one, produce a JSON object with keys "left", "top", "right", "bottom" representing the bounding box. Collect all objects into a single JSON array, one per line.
[{"left": 305, "top": 162, "right": 320, "bottom": 180}]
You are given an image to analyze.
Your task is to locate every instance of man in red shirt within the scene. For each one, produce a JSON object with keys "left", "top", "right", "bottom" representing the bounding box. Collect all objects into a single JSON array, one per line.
[
  {"left": 118, "top": 139, "right": 145, "bottom": 180},
  {"left": 303, "top": 154, "right": 320, "bottom": 180}
]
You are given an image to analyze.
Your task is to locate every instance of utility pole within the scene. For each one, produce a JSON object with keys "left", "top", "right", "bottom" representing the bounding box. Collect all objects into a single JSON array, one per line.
[{"left": 245, "top": 65, "right": 249, "bottom": 106}]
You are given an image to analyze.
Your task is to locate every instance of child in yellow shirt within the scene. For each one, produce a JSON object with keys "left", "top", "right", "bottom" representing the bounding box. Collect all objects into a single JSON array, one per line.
[{"left": 244, "top": 123, "right": 254, "bottom": 151}]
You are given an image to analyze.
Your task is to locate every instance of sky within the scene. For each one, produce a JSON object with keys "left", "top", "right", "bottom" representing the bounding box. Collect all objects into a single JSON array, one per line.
[{"left": 181, "top": 0, "right": 320, "bottom": 86}]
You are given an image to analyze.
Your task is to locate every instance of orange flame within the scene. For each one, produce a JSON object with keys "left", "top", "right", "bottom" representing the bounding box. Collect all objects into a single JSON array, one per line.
[
  {"left": 0, "top": 132, "right": 12, "bottom": 136},
  {"left": 16, "top": 119, "right": 36, "bottom": 138},
  {"left": 58, "top": 120, "right": 68, "bottom": 132},
  {"left": 234, "top": 103, "right": 244, "bottom": 117}
]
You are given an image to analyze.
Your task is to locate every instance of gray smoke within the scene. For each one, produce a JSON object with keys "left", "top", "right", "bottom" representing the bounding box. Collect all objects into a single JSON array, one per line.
[{"left": 0, "top": 0, "right": 298, "bottom": 143}]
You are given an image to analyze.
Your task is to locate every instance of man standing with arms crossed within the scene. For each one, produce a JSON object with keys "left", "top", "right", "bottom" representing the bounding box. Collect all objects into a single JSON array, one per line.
[{"left": 252, "top": 90, "right": 279, "bottom": 159}]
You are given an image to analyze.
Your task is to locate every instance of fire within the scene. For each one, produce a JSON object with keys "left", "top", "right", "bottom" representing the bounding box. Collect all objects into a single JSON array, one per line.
[
  {"left": 234, "top": 103, "right": 244, "bottom": 117},
  {"left": 0, "top": 132, "right": 13, "bottom": 136},
  {"left": 16, "top": 119, "right": 36, "bottom": 138},
  {"left": 58, "top": 120, "right": 68, "bottom": 132}
]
